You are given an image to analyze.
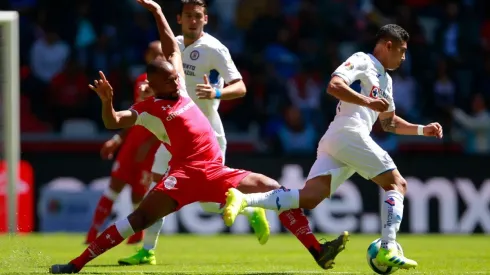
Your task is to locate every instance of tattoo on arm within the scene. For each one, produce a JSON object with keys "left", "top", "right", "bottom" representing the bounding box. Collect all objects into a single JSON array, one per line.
[{"left": 380, "top": 116, "right": 397, "bottom": 133}]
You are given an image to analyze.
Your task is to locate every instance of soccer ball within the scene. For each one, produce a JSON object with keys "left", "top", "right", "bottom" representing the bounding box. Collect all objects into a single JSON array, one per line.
[{"left": 366, "top": 238, "right": 404, "bottom": 274}]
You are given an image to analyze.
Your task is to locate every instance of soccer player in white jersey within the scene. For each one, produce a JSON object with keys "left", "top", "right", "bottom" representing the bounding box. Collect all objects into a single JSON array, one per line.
[
  {"left": 118, "top": 0, "right": 269, "bottom": 265},
  {"left": 223, "top": 24, "right": 443, "bottom": 270}
]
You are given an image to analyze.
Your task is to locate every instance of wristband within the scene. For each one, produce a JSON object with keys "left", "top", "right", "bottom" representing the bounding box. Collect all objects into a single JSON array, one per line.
[
  {"left": 215, "top": 88, "right": 222, "bottom": 99},
  {"left": 417, "top": 125, "right": 424, "bottom": 136},
  {"left": 112, "top": 134, "right": 122, "bottom": 143}
]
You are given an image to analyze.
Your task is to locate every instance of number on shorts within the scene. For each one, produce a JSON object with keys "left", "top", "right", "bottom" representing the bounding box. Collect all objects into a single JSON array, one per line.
[{"left": 337, "top": 101, "right": 342, "bottom": 113}]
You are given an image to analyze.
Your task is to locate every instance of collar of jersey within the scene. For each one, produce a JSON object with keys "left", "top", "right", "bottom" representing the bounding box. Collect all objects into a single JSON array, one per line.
[
  {"left": 368, "top": 54, "right": 386, "bottom": 75},
  {"left": 183, "top": 32, "right": 207, "bottom": 49}
]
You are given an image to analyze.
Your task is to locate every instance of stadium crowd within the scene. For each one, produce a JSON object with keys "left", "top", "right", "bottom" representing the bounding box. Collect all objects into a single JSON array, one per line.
[{"left": 3, "top": 0, "right": 490, "bottom": 154}]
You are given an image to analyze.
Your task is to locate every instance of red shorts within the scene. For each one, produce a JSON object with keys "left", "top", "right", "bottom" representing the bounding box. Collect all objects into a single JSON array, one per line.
[
  {"left": 111, "top": 126, "right": 160, "bottom": 197},
  {"left": 153, "top": 162, "right": 251, "bottom": 210}
]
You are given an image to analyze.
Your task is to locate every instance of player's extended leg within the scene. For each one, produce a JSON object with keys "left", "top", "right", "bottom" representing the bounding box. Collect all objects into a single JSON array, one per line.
[
  {"left": 50, "top": 187, "right": 178, "bottom": 274},
  {"left": 85, "top": 177, "right": 126, "bottom": 244},
  {"left": 126, "top": 186, "right": 147, "bottom": 245},
  {"left": 225, "top": 173, "right": 348, "bottom": 270},
  {"left": 118, "top": 176, "right": 162, "bottom": 265},
  {"left": 371, "top": 169, "right": 417, "bottom": 269}
]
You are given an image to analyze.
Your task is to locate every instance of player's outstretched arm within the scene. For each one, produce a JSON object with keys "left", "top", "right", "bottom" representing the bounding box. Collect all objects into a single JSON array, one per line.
[
  {"left": 378, "top": 111, "right": 443, "bottom": 138},
  {"left": 89, "top": 71, "right": 138, "bottom": 129},
  {"left": 137, "top": 0, "right": 184, "bottom": 76}
]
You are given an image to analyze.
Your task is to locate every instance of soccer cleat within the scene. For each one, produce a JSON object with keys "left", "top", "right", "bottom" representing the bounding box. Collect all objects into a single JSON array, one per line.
[
  {"left": 315, "top": 231, "right": 349, "bottom": 270},
  {"left": 375, "top": 247, "right": 418, "bottom": 269},
  {"left": 117, "top": 248, "right": 156, "bottom": 265},
  {"left": 246, "top": 207, "right": 270, "bottom": 245},
  {"left": 49, "top": 263, "right": 79, "bottom": 274},
  {"left": 126, "top": 231, "right": 144, "bottom": 245},
  {"left": 223, "top": 188, "right": 248, "bottom": 227}
]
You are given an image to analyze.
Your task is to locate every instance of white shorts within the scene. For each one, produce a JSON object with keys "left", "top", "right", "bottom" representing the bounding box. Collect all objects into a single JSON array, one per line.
[
  {"left": 150, "top": 135, "right": 227, "bottom": 175},
  {"left": 307, "top": 129, "right": 396, "bottom": 196}
]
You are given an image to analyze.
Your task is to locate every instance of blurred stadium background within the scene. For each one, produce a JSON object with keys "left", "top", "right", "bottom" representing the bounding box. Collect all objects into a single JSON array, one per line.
[{"left": 0, "top": 0, "right": 489, "bottom": 272}]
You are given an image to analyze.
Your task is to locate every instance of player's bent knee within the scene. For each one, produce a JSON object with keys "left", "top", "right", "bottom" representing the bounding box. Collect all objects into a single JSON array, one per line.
[
  {"left": 108, "top": 177, "right": 126, "bottom": 193},
  {"left": 395, "top": 176, "right": 407, "bottom": 195}
]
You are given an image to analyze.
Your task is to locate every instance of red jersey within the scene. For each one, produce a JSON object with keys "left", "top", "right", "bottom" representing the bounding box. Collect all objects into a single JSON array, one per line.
[{"left": 130, "top": 92, "right": 222, "bottom": 166}]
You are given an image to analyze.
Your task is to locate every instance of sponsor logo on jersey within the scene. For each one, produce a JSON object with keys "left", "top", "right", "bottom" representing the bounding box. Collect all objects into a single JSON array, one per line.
[{"left": 344, "top": 62, "right": 354, "bottom": 70}]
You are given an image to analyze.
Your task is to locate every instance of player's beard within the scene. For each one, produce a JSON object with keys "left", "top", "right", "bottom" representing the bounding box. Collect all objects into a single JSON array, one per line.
[{"left": 184, "top": 31, "right": 199, "bottom": 40}]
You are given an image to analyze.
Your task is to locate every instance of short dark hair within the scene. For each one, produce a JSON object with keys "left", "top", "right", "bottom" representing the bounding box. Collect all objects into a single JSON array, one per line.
[
  {"left": 179, "top": 0, "right": 207, "bottom": 14},
  {"left": 375, "top": 24, "right": 409, "bottom": 44}
]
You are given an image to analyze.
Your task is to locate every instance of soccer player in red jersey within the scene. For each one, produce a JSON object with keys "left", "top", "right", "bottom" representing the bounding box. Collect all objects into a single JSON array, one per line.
[
  {"left": 49, "top": 1, "right": 347, "bottom": 273},
  {"left": 84, "top": 41, "right": 162, "bottom": 245}
]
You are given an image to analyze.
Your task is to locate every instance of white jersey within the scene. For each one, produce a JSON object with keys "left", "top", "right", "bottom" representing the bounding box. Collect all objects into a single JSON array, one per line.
[
  {"left": 330, "top": 52, "right": 395, "bottom": 133},
  {"left": 176, "top": 33, "right": 242, "bottom": 138}
]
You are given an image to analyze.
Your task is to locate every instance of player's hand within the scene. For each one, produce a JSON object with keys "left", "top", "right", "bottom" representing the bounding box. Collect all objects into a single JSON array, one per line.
[
  {"left": 196, "top": 74, "right": 216, "bottom": 99},
  {"left": 100, "top": 138, "right": 121, "bottom": 160},
  {"left": 367, "top": 98, "right": 390, "bottom": 112},
  {"left": 137, "top": 81, "right": 153, "bottom": 102},
  {"left": 89, "top": 71, "right": 113, "bottom": 102},
  {"left": 423, "top": 122, "right": 443, "bottom": 139},
  {"left": 136, "top": 0, "right": 161, "bottom": 12}
]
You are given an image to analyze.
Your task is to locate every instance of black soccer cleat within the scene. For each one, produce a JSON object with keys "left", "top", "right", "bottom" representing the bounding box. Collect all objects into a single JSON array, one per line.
[
  {"left": 315, "top": 231, "right": 350, "bottom": 270},
  {"left": 49, "top": 263, "right": 80, "bottom": 274}
]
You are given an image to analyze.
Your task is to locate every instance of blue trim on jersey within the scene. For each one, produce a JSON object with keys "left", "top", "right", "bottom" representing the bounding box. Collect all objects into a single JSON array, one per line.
[{"left": 209, "top": 69, "right": 220, "bottom": 84}]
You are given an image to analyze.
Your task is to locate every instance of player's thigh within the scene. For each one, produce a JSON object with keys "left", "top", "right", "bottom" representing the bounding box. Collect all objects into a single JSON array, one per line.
[
  {"left": 128, "top": 187, "right": 178, "bottom": 232},
  {"left": 110, "top": 157, "right": 139, "bottom": 194},
  {"left": 151, "top": 144, "right": 172, "bottom": 176},
  {"left": 371, "top": 168, "right": 407, "bottom": 194},
  {"left": 303, "top": 152, "right": 354, "bottom": 203},
  {"left": 330, "top": 133, "right": 397, "bottom": 181}
]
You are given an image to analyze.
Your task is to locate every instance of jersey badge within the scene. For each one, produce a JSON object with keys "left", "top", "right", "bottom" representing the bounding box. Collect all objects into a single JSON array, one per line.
[
  {"left": 190, "top": 50, "right": 200, "bottom": 60},
  {"left": 164, "top": 176, "right": 177, "bottom": 189}
]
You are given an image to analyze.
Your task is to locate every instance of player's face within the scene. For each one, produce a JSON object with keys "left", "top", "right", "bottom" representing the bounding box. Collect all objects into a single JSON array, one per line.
[
  {"left": 147, "top": 70, "right": 180, "bottom": 97},
  {"left": 386, "top": 41, "right": 407, "bottom": 70},
  {"left": 177, "top": 4, "right": 208, "bottom": 40}
]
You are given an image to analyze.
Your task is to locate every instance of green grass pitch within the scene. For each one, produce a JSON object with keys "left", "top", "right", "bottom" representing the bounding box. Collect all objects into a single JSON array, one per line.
[{"left": 0, "top": 234, "right": 488, "bottom": 274}]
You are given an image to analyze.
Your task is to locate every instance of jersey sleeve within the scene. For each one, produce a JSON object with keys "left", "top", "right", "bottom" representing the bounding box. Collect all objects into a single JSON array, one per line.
[
  {"left": 211, "top": 46, "right": 242, "bottom": 84},
  {"left": 332, "top": 53, "right": 369, "bottom": 85},
  {"left": 129, "top": 100, "right": 149, "bottom": 125}
]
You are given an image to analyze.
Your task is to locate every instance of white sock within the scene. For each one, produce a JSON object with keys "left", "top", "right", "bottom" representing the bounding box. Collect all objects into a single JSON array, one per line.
[
  {"left": 199, "top": 202, "right": 255, "bottom": 216},
  {"left": 381, "top": 190, "right": 404, "bottom": 250},
  {"left": 244, "top": 189, "right": 299, "bottom": 211},
  {"left": 115, "top": 218, "right": 135, "bottom": 238},
  {"left": 143, "top": 217, "right": 165, "bottom": 251}
]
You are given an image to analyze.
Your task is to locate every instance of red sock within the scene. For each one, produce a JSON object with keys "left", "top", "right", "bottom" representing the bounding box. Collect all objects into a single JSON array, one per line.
[
  {"left": 91, "top": 195, "right": 114, "bottom": 229},
  {"left": 72, "top": 224, "right": 124, "bottom": 269},
  {"left": 279, "top": 209, "right": 321, "bottom": 254}
]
